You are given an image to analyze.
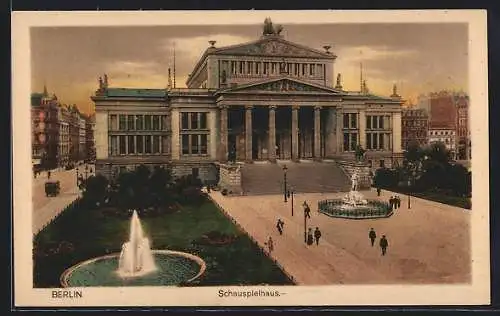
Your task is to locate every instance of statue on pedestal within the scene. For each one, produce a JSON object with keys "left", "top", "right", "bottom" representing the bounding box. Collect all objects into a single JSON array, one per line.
[{"left": 351, "top": 172, "right": 359, "bottom": 192}]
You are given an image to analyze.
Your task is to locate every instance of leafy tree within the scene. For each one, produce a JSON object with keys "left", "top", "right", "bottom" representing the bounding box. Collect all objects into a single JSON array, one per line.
[
  {"left": 81, "top": 175, "right": 109, "bottom": 208},
  {"left": 404, "top": 140, "right": 424, "bottom": 163},
  {"left": 373, "top": 168, "right": 398, "bottom": 188},
  {"left": 149, "top": 166, "right": 174, "bottom": 205},
  {"left": 423, "top": 142, "right": 452, "bottom": 165}
]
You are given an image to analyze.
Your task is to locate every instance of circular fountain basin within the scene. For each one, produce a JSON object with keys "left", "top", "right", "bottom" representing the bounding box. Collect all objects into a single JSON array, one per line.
[
  {"left": 318, "top": 199, "right": 393, "bottom": 220},
  {"left": 60, "top": 250, "right": 206, "bottom": 287}
]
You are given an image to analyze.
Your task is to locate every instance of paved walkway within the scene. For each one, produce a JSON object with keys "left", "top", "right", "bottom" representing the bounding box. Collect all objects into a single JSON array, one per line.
[
  {"left": 32, "top": 164, "right": 94, "bottom": 235},
  {"left": 209, "top": 188, "right": 470, "bottom": 285}
]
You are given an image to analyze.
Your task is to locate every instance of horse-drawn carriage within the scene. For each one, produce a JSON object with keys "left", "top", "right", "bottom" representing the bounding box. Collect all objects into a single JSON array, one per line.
[{"left": 45, "top": 181, "right": 61, "bottom": 197}]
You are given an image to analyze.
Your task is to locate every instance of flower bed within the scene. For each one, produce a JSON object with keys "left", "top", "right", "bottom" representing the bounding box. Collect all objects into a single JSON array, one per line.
[{"left": 318, "top": 199, "right": 393, "bottom": 219}]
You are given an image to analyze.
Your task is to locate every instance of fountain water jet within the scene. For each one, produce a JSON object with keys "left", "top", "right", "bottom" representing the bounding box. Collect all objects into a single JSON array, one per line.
[{"left": 117, "top": 210, "right": 157, "bottom": 277}]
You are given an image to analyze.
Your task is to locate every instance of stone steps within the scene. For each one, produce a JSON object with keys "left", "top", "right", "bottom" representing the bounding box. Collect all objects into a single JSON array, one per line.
[{"left": 241, "top": 162, "right": 351, "bottom": 195}]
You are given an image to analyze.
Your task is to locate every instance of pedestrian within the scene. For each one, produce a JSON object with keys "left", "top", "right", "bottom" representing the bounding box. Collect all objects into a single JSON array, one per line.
[
  {"left": 276, "top": 219, "right": 284, "bottom": 235},
  {"left": 379, "top": 235, "right": 389, "bottom": 256},
  {"left": 396, "top": 195, "right": 401, "bottom": 209},
  {"left": 369, "top": 227, "right": 377, "bottom": 246},
  {"left": 377, "top": 187, "right": 381, "bottom": 196},
  {"left": 314, "top": 227, "right": 322, "bottom": 246},
  {"left": 394, "top": 195, "right": 399, "bottom": 210},
  {"left": 304, "top": 202, "right": 311, "bottom": 219},
  {"left": 389, "top": 196, "right": 395, "bottom": 210},
  {"left": 47, "top": 171, "right": 51, "bottom": 179},
  {"left": 265, "top": 236, "right": 274, "bottom": 253},
  {"left": 307, "top": 228, "right": 314, "bottom": 246}
]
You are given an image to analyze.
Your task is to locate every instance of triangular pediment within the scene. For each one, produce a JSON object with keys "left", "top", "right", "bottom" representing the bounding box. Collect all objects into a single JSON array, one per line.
[
  {"left": 213, "top": 37, "right": 334, "bottom": 59},
  {"left": 223, "top": 78, "right": 342, "bottom": 94}
]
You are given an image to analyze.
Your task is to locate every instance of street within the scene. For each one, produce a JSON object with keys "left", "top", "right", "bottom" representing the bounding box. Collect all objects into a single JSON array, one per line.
[
  {"left": 32, "top": 163, "right": 94, "bottom": 235},
  {"left": 209, "top": 188, "right": 470, "bottom": 285}
]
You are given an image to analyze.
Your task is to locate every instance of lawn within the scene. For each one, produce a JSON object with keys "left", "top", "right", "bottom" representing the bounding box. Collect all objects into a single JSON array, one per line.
[
  {"left": 33, "top": 199, "right": 294, "bottom": 287},
  {"left": 378, "top": 186, "right": 471, "bottom": 209}
]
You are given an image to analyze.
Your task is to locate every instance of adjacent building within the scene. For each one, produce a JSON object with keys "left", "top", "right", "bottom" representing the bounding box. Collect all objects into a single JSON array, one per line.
[
  {"left": 428, "top": 126, "right": 456, "bottom": 154},
  {"left": 31, "top": 86, "right": 60, "bottom": 170},
  {"left": 401, "top": 107, "right": 429, "bottom": 150},
  {"left": 92, "top": 20, "right": 405, "bottom": 182},
  {"left": 86, "top": 114, "right": 96, "bottom": 161},
  {"left": 79, "top": 116, "right": 87, "bottom": 160}
]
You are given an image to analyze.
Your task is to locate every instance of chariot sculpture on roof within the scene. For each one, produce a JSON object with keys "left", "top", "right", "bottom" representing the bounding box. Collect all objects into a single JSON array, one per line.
[{"left": 263, "top": 18, "right": 283, "bottom": 36}]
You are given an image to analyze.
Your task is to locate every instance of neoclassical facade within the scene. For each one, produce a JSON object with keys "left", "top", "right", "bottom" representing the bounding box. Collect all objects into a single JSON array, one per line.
[{"left": 92, "top": 23, "right": 404, "bottom": 182}]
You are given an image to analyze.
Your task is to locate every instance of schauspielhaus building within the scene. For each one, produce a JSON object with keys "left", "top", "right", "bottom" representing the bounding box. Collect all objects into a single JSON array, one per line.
[{"left": 92, "top": 21, "right": 404, "bottom": 187}]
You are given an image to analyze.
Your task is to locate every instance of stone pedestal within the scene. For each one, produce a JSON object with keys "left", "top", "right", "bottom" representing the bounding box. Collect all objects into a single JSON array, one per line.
[
  {"left": 336, "top": 160, "right": 372, "bottom": 190},
  {"left": 217, "top": 163, "right": 243, "bottom": 194}
]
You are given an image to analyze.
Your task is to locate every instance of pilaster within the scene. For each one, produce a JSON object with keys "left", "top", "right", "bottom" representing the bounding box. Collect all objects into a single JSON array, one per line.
[
  {"left": 245, "top": 105, "right": 253, "bottom": 162},
  {"left": 291, "top": 105, "right": 299, "bottom": 161},
  {"left": 314, "top": 106, "right": 322, "bottom": 159},
  {"left": 268, "top": 105, "right": 277, "bottom": 162}
]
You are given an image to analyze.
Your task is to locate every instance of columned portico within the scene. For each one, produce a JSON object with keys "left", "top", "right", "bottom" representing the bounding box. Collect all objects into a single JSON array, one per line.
[
  {"left": 314, "top": 106, "right": 322, "bottom": 160},
  {"left": 219, "top": 105, "right": 228, "bottom": 162},
  {"left": 245, "top": 105, "right": 253, "bottom": 162},
  {"left": 268, "top": 105, "right": 277, "bottom": 162},
  {"left": 291, "top": 105, "right": 299, "bottom": 161}
]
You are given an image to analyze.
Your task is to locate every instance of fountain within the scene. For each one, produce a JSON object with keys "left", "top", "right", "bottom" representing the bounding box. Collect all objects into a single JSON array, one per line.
[
  {"left": 117, "top": 210, "right": 157, "bottom": 277},
  {"left": 318, "top": 172, "right": 392, "bottom": 219},
  {"left": 60, "top": 210, "right": 206, "bottom": 287}
]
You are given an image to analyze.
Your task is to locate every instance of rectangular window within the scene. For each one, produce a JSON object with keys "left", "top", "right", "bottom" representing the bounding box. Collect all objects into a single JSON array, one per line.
[
  {"left": 239, "top": 61, "right": 244, "bottom": 74},
  {"left": 153, "top": 135, "right": 160, "bottom": 154},
  {"left": 136, "top": 115, "right": 143, "bottom": 130},
  {"left": 127, "top": 115, "right": 135, "bottom": 130},
  {"left": 379, "top": 160, "right": 385, "bottom": 168},
  {"left": 343, "top": 133, "right": 350, "bottom": 151},
  {"left": 255, "top": 63, "right": 260, "bottom": 74},
  {"left": 350, "top": 133, "right": 358, "bottom": 150},
  {"left": 247, "top": 61, "right": 252, "bottom": 74},
  {"left": 191, "top": 113, "right": 198, "bottom": 129},
  {"left": 199, "top": 112, "right": 207, "bottom": 129},
  {"left": 366, "top": 133, "right": 372, "bottom": 149},
  {"left": 110, "top": 115, "right": 118, "bottom": 131},
  {"left": 128, "top": 135, "right": 135, "bottom": 154},
  {"left": 350, "top": 114, "right": 357, "bottom": 129},
  {"left": 110, "top": 135, "right": 118, "bottom": 155},
  {"left": 136, "top": 135, "right": 143, "bottom": 154},
  {"left": 343, "top": 114, "right": 349, "bottom": 128},
  {"left": 200, "top": 134, "right": 208, "bottom": 154},
  {"left": 191, "top": 134, "right": 199, "bottom": 154},
  {"left": 119, "top": 115, "right": 126, "bottom": 130},
  {"left": 153, "top": 116, "right": 160, "bottom": 130},
  {"left": 379, "top": 133, "right": 384, "bottom": 149},
  {"left": 161, "top": 135, "right": 169, "bottom": 154},
  {"left": 162, "top": 115, "right": 169, "bottom": 130},
  {"left": 145, "top": 136, "right": 152, "bottom": 154},
  {"left": 182, "top": 134, "right": 189, "bottom": 155},
  {"left": 119, "top": 135, "right": 126, "bottom": 154},
  {"left": 144, "top": 115, "right": 152, "bottom": 130},
  {"left": 366, "top": 116, "right": 371, "bottom": 129},
  {"left": 181, "top": 113, "right": 189, "bottom": 130},
  {"left": 373, "top": 133, "right": 378, "bottom": 149},
  {"left": 379, "top": 116, "right": 384, "bottom": 129},
  {"left": 373, "top": 116, "right": 378, "bottom": 129}
]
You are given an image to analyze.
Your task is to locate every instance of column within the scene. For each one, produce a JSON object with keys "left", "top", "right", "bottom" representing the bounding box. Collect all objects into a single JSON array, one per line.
[
  {"left": 359, "top": 110, "right": 366, "bottom": 149},
  {"left": 245, "top": 105, "right": 253, "bottom": 162},
  {"left": 392, "top": 111, "right": 402, "bottom": 154},
  {"left": 268, "top": 105, "right": 277, "bottom": 162},
  {"left": 170, "top": 108, "right": 180, "bottom": 160},
  {"left": 314, "top": 106, "right": 321, "bottom": 159},
  {"left": 218, "top": 105, "right": 228, "bottom": 161},
  {"left": 134, "top": 135, "right": 137, "bottom": 155},
  {"left": 291, "top": 105, "right": 299, "bottom": 161}
]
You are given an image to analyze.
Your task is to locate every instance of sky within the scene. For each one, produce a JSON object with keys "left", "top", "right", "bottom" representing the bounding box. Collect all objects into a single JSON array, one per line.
[{"left": 31, "top": 22, "right": 468, "bottom": 115}]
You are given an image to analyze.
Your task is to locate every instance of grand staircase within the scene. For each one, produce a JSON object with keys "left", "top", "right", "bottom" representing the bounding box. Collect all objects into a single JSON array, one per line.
[{"left": 240, "top": 161, "right": 352, "bottom": 195}]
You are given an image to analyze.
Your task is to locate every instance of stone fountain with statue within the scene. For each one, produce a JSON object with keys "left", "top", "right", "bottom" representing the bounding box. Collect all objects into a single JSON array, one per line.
[
  {"left": 60, "top": 210, "right": 206, "bottom": 287},
  {"left": 318, "top": 172, "right": 393, "bottom": 219}
]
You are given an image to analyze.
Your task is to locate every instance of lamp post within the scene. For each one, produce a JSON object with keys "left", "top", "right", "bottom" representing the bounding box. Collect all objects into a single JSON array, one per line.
[
  {"left": 288, "top": 188, "right": 295, "bottom": 216},
  {"left": 283, "top": 164, "right": 288, "bottom": 202},
  {"left": 303, "top": 202, "right": 309, "bottom": 243}
]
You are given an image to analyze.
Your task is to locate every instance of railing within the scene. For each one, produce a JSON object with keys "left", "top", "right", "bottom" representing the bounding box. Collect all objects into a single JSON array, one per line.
[{"left": 318, "top": 199, "right": 393, "bottom": 220}]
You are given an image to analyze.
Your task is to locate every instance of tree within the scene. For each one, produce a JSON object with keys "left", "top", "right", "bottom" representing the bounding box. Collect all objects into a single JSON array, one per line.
[
  {"left": 149, "top": 166, "right": 174, "bottom": 205},
  {"left": 373, "top": 168, "right": 398, "bottom": 188},
  {"left": 404, "top": 140, "right": 424, "bottom": 163},
  {"left": 81, "top": 175, "right": 109, "bottom": 208},
  {"left": 423, "top": 142, "right": 452, "bottom": 165}
]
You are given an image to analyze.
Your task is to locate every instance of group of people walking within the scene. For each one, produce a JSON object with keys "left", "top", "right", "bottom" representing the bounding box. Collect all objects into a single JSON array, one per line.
[
  {"left": 389, "top": 195, "right": 401, "bottom": 210},
  {"left": 265, "top": 200, "right": 323, "bottom": 254},
  {"left": 369, "top": 228, "right": 389, "bottom": 256}
]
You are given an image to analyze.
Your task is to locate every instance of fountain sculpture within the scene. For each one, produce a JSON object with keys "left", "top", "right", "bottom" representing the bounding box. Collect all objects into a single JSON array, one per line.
[
  {"left": 60, "top": 210, "right": 207, "bottom": 287},
  {"left": 318, "top": 172, "right": 392, "bottom": 219},
  {"left": 117, "top": 210, "right": 157, "bottom": 277}
]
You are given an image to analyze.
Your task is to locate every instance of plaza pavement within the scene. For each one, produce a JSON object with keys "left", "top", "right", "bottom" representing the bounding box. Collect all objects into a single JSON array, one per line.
[
  {"left": 32, "top": 164, "right": 94, "bottom": 235},
  {"left": 209, "top": 188, "right": 471, "bottom": 285}
]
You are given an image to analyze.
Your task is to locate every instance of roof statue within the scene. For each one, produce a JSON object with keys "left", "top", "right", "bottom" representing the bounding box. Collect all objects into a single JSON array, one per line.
[
  {"left": 263, "top": 18, "right": 283, "bottom": 36},
  {"left": 335, "top": 73, "right": 343, "bottom": 89}
]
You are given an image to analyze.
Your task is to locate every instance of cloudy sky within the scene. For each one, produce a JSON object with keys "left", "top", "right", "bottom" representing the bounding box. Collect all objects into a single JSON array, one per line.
[{"left": 31, "top": 23, "right": 468, "bottom": 115}]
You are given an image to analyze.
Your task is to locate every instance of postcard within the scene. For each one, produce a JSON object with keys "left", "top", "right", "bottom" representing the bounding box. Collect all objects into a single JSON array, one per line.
[{"left": 12, "top": 10, "right": 489, "bottom": 307}]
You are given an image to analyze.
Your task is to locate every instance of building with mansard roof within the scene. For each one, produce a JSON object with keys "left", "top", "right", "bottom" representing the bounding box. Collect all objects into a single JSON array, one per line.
[{"left": 92, "top": 20, "right": 404, "bottom": 190}]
